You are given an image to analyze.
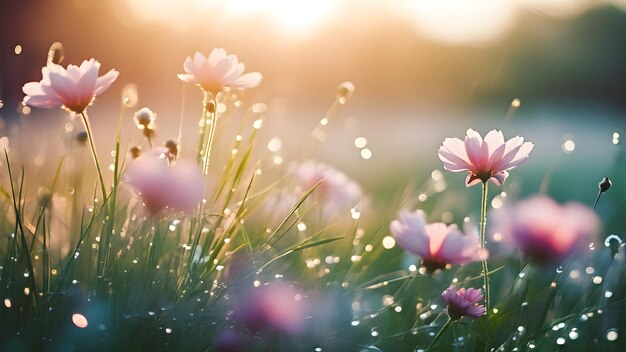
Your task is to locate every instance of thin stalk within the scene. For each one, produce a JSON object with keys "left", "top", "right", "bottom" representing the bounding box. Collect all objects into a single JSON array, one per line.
[
  {"left": 80, "top": 111, "right": 107, "bottom": 201},
  {"left": 480, "top": 181, "right": 490, "bottom": 314},
  {"left": 202, "top": 95, "right": 218, "bottom": 176},
  {"left": 426, "top": 318, "right": 453, "bottom": 352},
  {"left": 196, "top": 90, "right": 211, "bottom": 164},
  {"left": 593, "top": 191, "right": 602, "bottom": 211}
]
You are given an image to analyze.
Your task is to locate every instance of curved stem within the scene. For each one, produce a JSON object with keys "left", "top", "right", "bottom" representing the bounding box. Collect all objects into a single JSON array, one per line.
[
  {"left": 480, "top": 181, "right": 490, "bottom": 314},
  {"left": 426, "top": 318, "right": 453, "bottom": 352},
  {"left": 80, "top": 111, "right": 107, "bottom": 201}
]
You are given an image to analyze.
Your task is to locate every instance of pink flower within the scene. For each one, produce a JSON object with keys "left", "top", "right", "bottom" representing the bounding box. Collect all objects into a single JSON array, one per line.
[
  {"left": 438, "top": 129, "right": 534, "bottom": 187},
  {"left": 177, "top": 49, "right": 262, "bottom": 95},
  {"left": 494, "top": 195, "right": 600, "bottom": 265},
  {"left": 234, "top": 282, "right": 307, "bottom": 334},
  {"left": 22, "top": 59, "right": 119, "bottom": 114},
  {"left": 289, "top": 160, "right": 365, "bottom": 219},
  {"left": 390, "top": 210, "right": 485, "bottom": 273},
  {"left": 442, "top": 286, "right": 485, "bottom": 320},
  {"left": 123, "top": 148, "right": 203, "bottom": 214}
]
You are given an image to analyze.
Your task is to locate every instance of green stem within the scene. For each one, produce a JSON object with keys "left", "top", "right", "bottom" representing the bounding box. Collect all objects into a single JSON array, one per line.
[
  {"left": 202, "top": 95, "right": 218, "bottom": 176},
  {"left": 196, "top": 91, "right": 211, "bottom": 165},
  {"left": 426, "top": 318, "right": 454, "bottom": 352},
  {"left": 480, "top": 181, "right": 490, "bottom": 314},
  {"left": 80, "top": 111, "right": 107, "bottom": 202}
]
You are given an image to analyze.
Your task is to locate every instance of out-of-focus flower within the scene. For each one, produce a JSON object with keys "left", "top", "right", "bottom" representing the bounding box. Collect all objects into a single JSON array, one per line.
[
  {"left": 133, "top": 107, "right": 156, "bottom": 130},
  {"left": 438, "top": 129, "right": 533, "bottom": 187},
  {"left": 22, "top": 59, "right": 118, "bottom": 114},
  {"left": 213, "top": 329, "right": 247, "bottom": 352},
  {"left": 177, "top": 49, "right": 262, "bottom": 95},
  {"left": 123, "top": 148, "right": 203, "bottom": 214},
  {"left": 390, "top": 210, "right": 485, "bottom": 273},
  {"left": 290, "top": 160, "right": 364, "bottom": 218},
  {"left": 442, "top": 286, "right": 485, "bottom": 320},
  {"left": 233, "top": 282, "right": 307, "bottom": 335},
  {"left": 493, "top": 195, "right": 600, "bottom": 264}
]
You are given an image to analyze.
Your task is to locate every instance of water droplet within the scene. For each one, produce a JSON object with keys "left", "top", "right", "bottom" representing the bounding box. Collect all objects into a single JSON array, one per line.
[
  {"left": 569, "top": 329, "right": 579, "bottom": 340},
  {"left": 354, "top": 137, "right": 368, "bottom": 149},
  {"left": 562, "top": 136, "right": 575, "bottom": 153},
  {"left": 165, "top": 327, "right": 172, "bottom": 334},
  {"left": 556, "top": 337, "right": 566, "bottom": 345},
  {"left": 268, "top": 137, "right": 282, "bottom": 152},
  {"left": 370, "top": 328, "right": 379, "bottom": 337},
  {"left": 72, "top": 313, "right": 88, "bottom": 328},
  {"left": 360, "top": 148, "right": 372, "bottom": 160},
  {"left": 607, "top": 329, "right": 619, "bottom": 341},
  {"left": 4, "top": 298, "right": 11, "bottom": 308},
  {"left": 556, "top": 266, "right": 563, "bottom": 273},
  {"left": 382, "top": 236, "right": 395, "bottom": 249}
]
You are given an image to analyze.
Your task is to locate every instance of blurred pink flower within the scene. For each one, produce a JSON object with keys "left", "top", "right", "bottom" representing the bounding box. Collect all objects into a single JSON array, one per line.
[
  {"left": 22, "top": 59, "right": 119, "bottom": 114},
  {"left": 442, "top": 286, "right": 485, "bottom": 320},
  {"left": 290, "top": 160, "right": 365, "bottom": 218},
  {"left": 234, "top": 282, "right": 307, "bottom": 335},
  {"left": 438, "top": 129, "right": 533, "bottom": 187},
  {"left": 177, "top": 48, "right": 262, "bottom": 95},
  {"left": 123, "top": 148, "right": 203, "bottom": 214},
  {"left": 494, "top": 195, "right": 600, "bottom": 265},
  {"left": 390, "top": 210, "right": 485, "bottom": 273}
]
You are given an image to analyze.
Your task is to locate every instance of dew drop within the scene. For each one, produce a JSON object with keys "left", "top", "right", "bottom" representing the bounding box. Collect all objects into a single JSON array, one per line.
[
  {"left": 607, "top": 329, "right": 619, "bottom": 341},
  {"left": 382, "top": 236, "right": 395, "bottom": 249},
  {"left": 72, "top": 313, "right": 88, "bottom": 328},
  {"left": 556, "top": 266, "right": 563, "bottom": 273},
  {"left": 556, "top": 337, "right": 566, "bottom": 345}
]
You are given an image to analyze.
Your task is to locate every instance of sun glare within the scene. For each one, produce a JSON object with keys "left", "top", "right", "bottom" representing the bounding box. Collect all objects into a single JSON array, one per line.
[{"left": 123, "top": 0, "right": 336, "bottom": 32}]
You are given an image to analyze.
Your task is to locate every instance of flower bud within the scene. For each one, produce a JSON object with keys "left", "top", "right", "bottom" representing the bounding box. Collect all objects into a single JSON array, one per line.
[
  {"left": 337, "top": 81, "right": 355, "bottom": 102},
  {"left": 164, "top": 140, "right": 179, "bottom": 161},
  {"left": 47, "top": 42, "right": 65, "bottom": 65},
  {"left": 205, "top": 101, "right": 216, "bottom": 113},
  {"left": 129, "top": 146, "right": 142, "bottom": 159},
  {"left": 605, "top": 234, "right": 623, "bottom": 257},
  {"left": 37, "top": 186, "right": 53, "bottom": 208},
  {"left": 599, "top": 176, "right": 612, "bottom": 193},
  {"left": 133, "top": 107, "right": 156, "bottom": 130},
  {"left": 75, "top": 131, "right": 88, "bottom": 145}
]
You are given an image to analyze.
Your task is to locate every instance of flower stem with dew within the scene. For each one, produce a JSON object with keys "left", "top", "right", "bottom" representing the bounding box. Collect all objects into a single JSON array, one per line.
[
  {"left": 426, "top": 318, "right": 453, "bottom": 352},
  {"left": 480, "top": 181, "right": 490, "bottom": 314},
  {"left": 202, "top": 95, "right": 218, "bottom": 176},
  {"left": 196, "top": 90, "right": 211, "bottom": 165},
  {"left": 80, "top": 111, "right": 107, "bottom": 202}
]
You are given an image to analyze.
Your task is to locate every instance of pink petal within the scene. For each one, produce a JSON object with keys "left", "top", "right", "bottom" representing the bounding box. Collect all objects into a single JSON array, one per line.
[
  {"left": 94, "top": 69, "right": 119, "bottom": 96},
  {"left": 233, "top": 72, "right": 262, "bottom": 89}
]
